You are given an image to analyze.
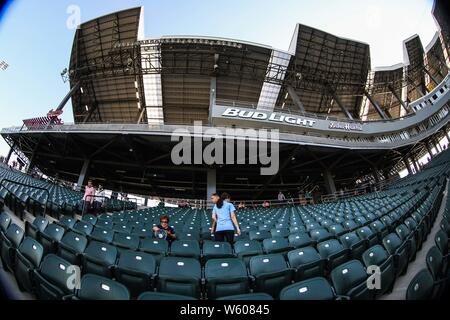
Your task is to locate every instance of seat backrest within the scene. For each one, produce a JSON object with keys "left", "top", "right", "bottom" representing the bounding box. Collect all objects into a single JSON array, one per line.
[
  {"left": 317, "top": 239, "right": 344, "bottom": 258},
  {"left": 42, "top": 223, "right": 65, "bottom": 241},
  {"left": 139, "top": 238, "right": 169, "bottom": 255},
  {"left": 356, "top": 226, "right": 375, "bottom": 239},
  {"left": 203, "top": 241, "right": 233, "bottom": 255},
  {"left": 406, "top": 269, "right": 434, "bottom": 300},
  {"left": 170, "top": 240, "right": 200, "bottom": 257},
  {"left": 382, "top": 233, "right": 402, "bottom": 254},
  {"left": 362, "top": 245, "right": 388, "bottom": 267},
  {"left": 32, "top": 216, "right": 49, "bottom": 233},
  {"left": 249, "top": 254, "right": 288, "bottom": 275},
  {"left": 18, "top": 237, "right": 44, "bottom": 267},
  {"left": 234, "top": 240, "right": 262, "bottom": 256},
  {"left": 84, "top": 240, "right": 118, "bottom": 265},
  {"left": 73, "top": 221, "right": 93, "bottom": 235},
  {"left": 280, "top": 277, "right": 334, "bottom": 300},
  {"left": 116, "top": 250, "right": 156, "bottom": 274},
  {"left": 205, "top": 258, "right": 247, "bottom": 279},
  {"left": 0, "top": 212, "right": 11, "bottom": 233},
  {"left": 38, "top": 254, "right": 74, "bottom": 293},
  {"left": 159, "top": 257, "right": 201, "bottom": 279},
  {"left": 58, "top": 216, "right": 76, "bottom": 229},
  {"left": 263, "top": 237, "right": 290, "bottom": 252},
  {"left": 434, "top": 230, "right": 448, "bottom": 254},
  {"left": 426, "top": 246, "right": 443, "bottom": 280},
  {"left": 395, "top": 224, "right": 411, "bottom": 240},
  {"left": 113, "top": 232, "right": 140, "bottom": 249},
  {"left": 339, "top": 232, "right": 362, "bottom": 248},
  {"left": 330, "top": 260, "right": 367, "bottom": 295},
  {"left": 287, "top": 247, "right": 321, "bottom": 268},
  {"left": 78, "top": 274, "right": 130, "bottom": 300},
  {"left": 60, "top": 231, "right": 88, "bottom": 253},
  {"left": 5, "top": 223, "right": 25, "bottom": 248}
]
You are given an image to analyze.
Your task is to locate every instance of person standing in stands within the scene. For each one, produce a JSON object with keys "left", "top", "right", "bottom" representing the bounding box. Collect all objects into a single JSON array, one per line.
[
  {"left": 211, "top": 193, "right": 241, "bottom": 243},
  {"left": 94, "top": 184, "right": 106, "bottom": 215},
  {"left": 82, "top": 180, "right": 95, "bottom": 215}
]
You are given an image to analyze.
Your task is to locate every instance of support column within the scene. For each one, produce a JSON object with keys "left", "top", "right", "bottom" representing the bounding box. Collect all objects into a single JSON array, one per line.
[
  {"left": 411, "top": 157, "right": 420, "bottom": 174},
  {"left": 372, "top": 167, "right": 381, "bottom": 184},
  {"left": 364, "top": 91, "right": 388, "bottom": 120},
  {"left": 206, "top": 168, "right": 216, "bottom": 209},
  {"left": 76, "top": 159, "right": 90, "bottom": 191},
  {"left": 403, "top": 156, "right": 413, "bottom": 175},
  {"left": 26, "top": 151, "right": 36, "bottom": 174},
  {"left": 388, "top": 85, "right": 410, "bottom": 114},
  {"left": 287, "top": 86, "right": 306, "bottom": 112},
  {"left": 423, "top": 67, "right": 440, "bottom": 87},
  {"left": 433, "top": 138, "right": 442, "bottom": 153},
  {"left": 329, "top": 86, "right": 354, "bottom": 120},
  {"left": 425, "top": 141, "right": 435, "bottom": 159},
  {"left": 144, "top": 197, "right": 149, "bottom": 207},
  {"left": 208, "top": 77, "right": 217, "bottom": 125},
  {"left": 5, "top": 144, "right": 14, "bottom": 164},
  {"left": 323, "top": 169, "right": 336, "bottom": 195}
]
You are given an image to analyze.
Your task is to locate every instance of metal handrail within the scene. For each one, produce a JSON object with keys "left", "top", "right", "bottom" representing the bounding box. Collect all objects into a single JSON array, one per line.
[{"left": 0, "top": 179, "right": 51, "bottom": 216}]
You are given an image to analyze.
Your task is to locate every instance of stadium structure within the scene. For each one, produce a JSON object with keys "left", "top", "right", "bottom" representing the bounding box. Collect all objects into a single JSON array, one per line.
[{"left": 0, "top": 0, "right": 449, "bottom": 301}]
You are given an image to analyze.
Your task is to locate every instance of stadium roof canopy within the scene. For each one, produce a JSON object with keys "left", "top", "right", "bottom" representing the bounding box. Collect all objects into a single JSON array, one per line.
[{"left": 66, "top": 6, "right": 449, "bottom": 125}]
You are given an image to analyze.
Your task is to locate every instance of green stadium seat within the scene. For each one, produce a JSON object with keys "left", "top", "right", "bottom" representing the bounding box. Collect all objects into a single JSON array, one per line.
[
  {"left": 279, "top": 277, "right": 334, "bottom": 300},
  {"left": 25, "top": 216, "right": 48, "bottom": 241},
  {"left": 115, "top": 250, "right": 157, "bottom": 298},
  {"left": 0, "top": 212, "right": 11, "bottom": 233},
  {"left": 426, "top": 246, "right": 447, "bottom": 299},
  {"left": 204, "top": 258, "right": 249, "bottom": 299},
  {"left": 76, "top": 274, "right": 130, "bottom": 300},
  {"left": 89, "top": 227, "right": 114, "bottom": 244},
  {"left": 249, "top": 230, "right": 271, "bottom": 241},
  {"left": 81, "top": 214, "right": 98, "bottom": 225},
  {"left": 14, "top": 237, "right": 44, "bottom": 292},
  {"left": 288, "top": 233, "right": 312, "bottom": 249},
  {"left": 202, "top": 241, "right": 234, "bottom": 261},
  {"left": 57, "top": 231, "right": 88, "bottom": 265},
  {"left": 356, "top": 226, "right": 378, "bottom": 248},
  {"left": 234, "top": 240, "right": 263, "bottom": 266},
  {"left": 406, "top": 269, "right": 434, "bottom": 300},
  {"left": 56, "top": 216, "right": 76, "bottom": 230},
  {"left": 249, "top": 254, "right": 293, "bottom": 298},
  {"left": 435, "top": 230, "right": 449, "bottom": 255},
  {"left": 83, "top": 241, "right": 118, "bottom": 278},
  {"left": 0, "top": 223, "right": 24, "bottom": 271},
  {"left": 395, "top": 224, "right": 417, "bottom": 261},
  {"left": 309, "top": 228, "right": 333, "bottom": 244},
  {"left": 362, "top": 245, "right": 395, "bottom": 296},
  {"left": 39, "top": 223, "right": 65, "bottom": 255},
  {"left": 383, "top": 233, "right": 409, "bottom": 276},
  {"left": 156, "top": 257, "right": 202, "bottom": 298},
  {"left": 317, "top": 239, "right": 349, "bottom": 271},
  {"left": 112, "top": 232, "right": 140, "bottom": 252},
  {"left": 33, "top": 254, "right": 75, "bottom": 300},
  {"left": 330, "top": 260, "right": 373, "bottom": 300},
  {"left": 262, "top": 237, "right": 291, "bottom": 255},
  {"left": 72, "top": 220, "right": 94, "bottom": 236},
  {"left": 288, "top": 247, "right": 325, "bottom": 281},
  {"left": 139, "top": 238, "right": 168, "bottom": 264},
  {"left": 170, "top": 240, "right": 201, "bottom": 259},
  {"left": 339, "top": 232, "right": 366, "bottom": 260}
]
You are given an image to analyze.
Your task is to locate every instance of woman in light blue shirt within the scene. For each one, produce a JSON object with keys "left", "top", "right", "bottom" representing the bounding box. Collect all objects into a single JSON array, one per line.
[{"left": 211, "top": 193, "right": 241, "bottom": 243}]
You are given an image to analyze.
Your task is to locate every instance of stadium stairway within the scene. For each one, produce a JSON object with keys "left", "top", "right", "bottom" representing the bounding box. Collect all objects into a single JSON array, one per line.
[{"left": 380, "top": 179, "right": 449, "bottom": 300}]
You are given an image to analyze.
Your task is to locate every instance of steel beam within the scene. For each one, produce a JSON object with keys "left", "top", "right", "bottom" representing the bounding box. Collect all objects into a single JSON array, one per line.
[
  {"left": 328, "top": 86, "right": 354, "bottom": 120},
  {"left": 388, "top": 85, "right": 410, "bottom": 114},
  {"left": 287, "top": 86, "right": 306, "bottom": 112},
  {"left": 364, "top": 90, "right": 388, "bottom": 120}
]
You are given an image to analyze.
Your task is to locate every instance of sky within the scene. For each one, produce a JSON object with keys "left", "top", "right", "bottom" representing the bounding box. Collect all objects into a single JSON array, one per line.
[{"left": 0, "top": 0, "right": 439, "bottom": 158}]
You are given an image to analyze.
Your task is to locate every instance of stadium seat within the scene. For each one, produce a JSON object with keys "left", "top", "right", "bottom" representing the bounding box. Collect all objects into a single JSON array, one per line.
[
  {"left": 33, "top": 254, "right": 75, "bottom": 299},
  {"left": 204, "top": 258, "right": 249, "bottom": 299},
  {"left": 75, "top": 274, "right": 130, "bottom": 300},
  {"left": 370, "top": 220, "right": 389, "bottom": 240},
  {"left": 339, "top": 232, "right": 366, "bottom": 260},
  {"left": 426, "top": 246, "right": 447, "bottom": 299},
  {"left": 56, "top": 216, "right": 76, "bottom": 230},
  {"left": 0, "top": 223, "right": 24, "bottom": 271},
  {"left": 25, "top": 216, "right": 48, "bottom": 241},
  {"left": 39, "top": 223, "right": 65, "bottom": 255},
  {"left": 309, "top": 228, "right": 333, "bottom": 244},
  {"left": 356, "top": 226, "right": 378, "bottom": 248},
  {"left": 112, "top": 233, "right": 140, "bottom": 252},
  {"left": 249, "top": 254, "right": 293, "bottom": 298},
  {"left": 115, "top": 250, "right": 157, "bottom": 298},
  {"left": 395, "top": 224, "right": 417, "bottom": 261},
  {"left": 317, "top": 239, "right": 349, "bottom": 271},
  {"left": 170, "top": 240, "right": 201, "bottom": 259},
  {"left": 279, "top": 277, "right": 334, "bottom": 300},
  {"left": 156, "top": 257, "right": 202, "bottom": 298},
  {"left": 288, "top": 233, "right": 312, "bottom": 249},
  {"left": 441, "top": 219, "right": 450, "bottom": 237},
  {"left": 330, "top": 260, "right": 373, "bottom": 300},
  {"left": 288, "top": 247, "right": 325, "bottom": 281},
  {"left": 328, "top": 224, "right": 346, "bottom": 237},
  {"left": 0, "top": 212, "right": 11, "bottom": 233},
  {"left": 138, "top": 292, "right": 197, "bottom": 300},
  {"left": 383, "top": 233, "right": 409, "bottom": 276},
  {"left": 57, "top": 231, "right": 87, "bottom": 265},
  {"left": 81, "top": 214, "right": 98, "bottom": 225},
  {"left": 362, "top": 245, "right": 395, "bottom": 296},
  {"left": 216, "top": 293, "right": 274, "bottom": 300},
  {"left": 139, "top": 238, "right": 168, "bottom": 263},
  {"left": 435, "top": 230, "right": 449, "bottom": 255},
  {"left": 72, "top": 220, "right": 94, "bottom": 236},
  {"left": 234, "top": 240, "right": 263, "bottom": 266},
  {"left": 82, "top": 241, "right": 118, "bottom": 278},
  {"left": 262, "top": 237, "right": 291, "bottom": 255},
  {"left": 202, "top": 241, "right": 234, "bottom": 261},
  {"left": 96, "top": 219, "right": 113, "bottom": 230},
  {"left": 249, "top": 230, "right": 271, "bottom": 241},
  {"left": 406, "top": 269, "right": 434, "bottom": 300},
  {"left": 14, "top": 237, "right": 44, "bottom": 292},
  {"left": 89, "top": 227, "right": 114, "bottom": 244},
  {"left": 270, "top": 228, "right": 289, "bottom": 238}
]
